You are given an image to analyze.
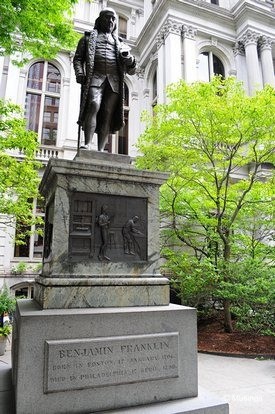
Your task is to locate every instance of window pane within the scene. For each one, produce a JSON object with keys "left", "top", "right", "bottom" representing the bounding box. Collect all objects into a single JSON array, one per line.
[
  {"left": 14, "top": 286, "right": 33, "bottom": 298},
  {"left": 118, "top": 16, "right": 127, "bottom": 39},
  {"left": 26, "top": 61, "right": 61, "bottom": 145},
  {"left": 198, "top": 53, "right": 210, "bottom": 82},
  {"left": 43, "top": 111, "right": 51, "bottom": 122},
  {"left": 25, "top": 93, "right": 41, "bottom": 132},
  {"left": 36, "top": 198, "right": 45, "bottom": 214},
  {"left": 198, "top": 52, "right": 225, "bottom": 81},
  {"left": 33, "top": 222, "right": 44, "bottom": 258},
  {"left": 27, "top": 62, "right": 44, "bottom": 90},
  {"left": 14, "top": 225, "right": 30, "bottom": 258},
  {"left": 41, "top": 96, "right": 59, "bottom": 145},
  {"left": 46, "top": 64, "right": 61, "bottom": 93},
  {"left": 213, "top": 55, "right": 225, "bottom": 77},
  {"left": 153, "top": 71, "right": 157, "bottom": 101}
]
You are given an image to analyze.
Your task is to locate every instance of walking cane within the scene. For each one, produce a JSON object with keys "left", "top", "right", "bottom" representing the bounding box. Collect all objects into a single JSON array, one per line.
[{"left": 77, "top": 85, "right": 83, "bottom": 152}]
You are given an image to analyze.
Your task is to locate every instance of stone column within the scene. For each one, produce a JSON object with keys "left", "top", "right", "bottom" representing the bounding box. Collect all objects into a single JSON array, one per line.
[
  {"left": 233, "top": 41, "right": 248, "bottom": 92},
  {"left": 91, "top": 0, "right": 100, "bottom": 16},
  {"left": 163, "top": 19, "right": 182, "bottom": 86},
  {"left": 156, "top": 33, "right": 166, "bottom": 103},
  {"left": 155, "top": 19, "right": 182, "bottom": 102},
  {"left": 259, "top": 36, "right": 275, "bottom": 87},
  {"left": 17, "top": 68, "right": 28, "bottom": 105},
  {"left": 59, "top": 76, "right": 70, "bottom": 147},
  {"left": 128, "top": 90, "right": 139, "bottom": 154},
  {"left": 182, "top": 25, "right": 197, "bottom": 83},
  {"left": 4, "top": 58, "right": 21, "bottom": 102},
  {"left": 241, "top": 30, "right": 262, "bottom": 94}
]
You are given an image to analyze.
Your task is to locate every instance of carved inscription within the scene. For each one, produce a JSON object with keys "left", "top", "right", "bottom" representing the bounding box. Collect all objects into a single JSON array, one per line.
[{"left": 44, "top": 333, "right": 179, "bottom": 393}]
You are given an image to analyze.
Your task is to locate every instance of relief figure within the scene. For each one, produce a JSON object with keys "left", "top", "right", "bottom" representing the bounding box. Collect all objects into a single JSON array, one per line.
[{"left": 122, "top": 215, "right": 144, "bottom": 257}]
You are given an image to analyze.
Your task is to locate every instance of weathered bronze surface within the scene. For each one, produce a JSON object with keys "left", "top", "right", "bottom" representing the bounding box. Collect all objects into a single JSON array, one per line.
[
  {"left": 68, "top": 193, "right": 147, "bottom": 262},
  {"left": 73, "top": 8, "right": 136, "bottom": 152}
]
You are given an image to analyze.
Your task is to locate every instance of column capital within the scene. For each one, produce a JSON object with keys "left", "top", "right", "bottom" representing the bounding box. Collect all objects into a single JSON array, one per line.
[
  {"left": 182, "top": 25, "right": 197, "bottom": 40},
  {"left": 233, "top": 41, "right": 245, "bottom": 57},
  {"left": 258, "top": 35, "right": 273, "bottom": 51},
  {"left": 135, "top": 66, "right": 145, "bottom": 79},
  {"left": 240, "top": 30, "right": 260, "bottom": 47},
  {"left": 155, "top": 18, "right": 182, "bottom": 49}
]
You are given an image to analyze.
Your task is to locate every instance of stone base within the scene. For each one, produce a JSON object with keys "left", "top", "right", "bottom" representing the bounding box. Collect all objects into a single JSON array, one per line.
[
  {"left": 13, "top": 301, "right": 198, "bottom": 414},
  {"left": 74, "top": 149, "right": 132, "bottom": 165},
  {"left": 34, "top": 276, "right": 170, "bottom": 308},
  {"left": 100, "top": 388, "right": 229, "bottom": 413}
]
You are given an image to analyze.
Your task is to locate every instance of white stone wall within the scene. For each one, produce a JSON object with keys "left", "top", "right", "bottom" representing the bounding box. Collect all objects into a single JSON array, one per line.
[{"left": 0, "top": 216, "right": 16, "bottom": 275}]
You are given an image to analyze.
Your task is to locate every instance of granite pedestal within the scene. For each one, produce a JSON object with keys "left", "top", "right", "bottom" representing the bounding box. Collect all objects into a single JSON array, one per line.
[
  {"left": 12, "top": 152, "right": 228, "bottom": 414},
  {"left": 34, "top": 152, "right": 170, "bottom": 309},
  {"left": 13, "top": 301, "right": 199, "bottom": 414}
]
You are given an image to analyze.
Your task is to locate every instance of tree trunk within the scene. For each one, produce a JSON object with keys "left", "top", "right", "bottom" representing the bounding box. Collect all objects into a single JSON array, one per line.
[{"left": 223, "top": 299, "right": 233, "bottom": 333}]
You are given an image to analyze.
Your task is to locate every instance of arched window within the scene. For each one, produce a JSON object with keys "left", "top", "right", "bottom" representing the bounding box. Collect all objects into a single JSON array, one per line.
[
  {"left": 118, "top": 16, "right": 127, "bottom": 39},
  {"left": 25, "top": 61, "right": 61, "bottom": 146},
  {"left": 198, "top": 52, "right": 225, "bottom": 81},
  {"left": 11, "top": 282, "right": 34, "bottom": 299}
]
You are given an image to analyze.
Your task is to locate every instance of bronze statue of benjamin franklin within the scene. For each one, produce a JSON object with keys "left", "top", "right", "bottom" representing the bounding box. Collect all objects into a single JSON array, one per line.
[{"left": 73, "top": 8, "right": 136, "bottom": 152}]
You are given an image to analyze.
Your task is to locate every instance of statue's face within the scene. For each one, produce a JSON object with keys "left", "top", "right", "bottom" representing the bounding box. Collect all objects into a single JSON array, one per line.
[{"left": 99, "top": 11, "right": 116, "bottom": 33}]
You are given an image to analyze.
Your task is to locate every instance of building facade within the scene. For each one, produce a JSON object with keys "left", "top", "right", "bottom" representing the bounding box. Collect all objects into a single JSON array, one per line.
[{"left": 0, "top": 0, "right": 274, "bottom": 294}]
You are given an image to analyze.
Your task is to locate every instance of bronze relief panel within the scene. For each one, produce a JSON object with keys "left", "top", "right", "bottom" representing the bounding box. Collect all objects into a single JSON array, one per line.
[{"left": 68, "top": 192, "right": 147, "bottom": 262}]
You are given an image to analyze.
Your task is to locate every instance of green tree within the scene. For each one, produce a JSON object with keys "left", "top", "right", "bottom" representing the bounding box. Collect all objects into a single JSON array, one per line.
[
  {"left": 0, "top": 0, "right": 79, "bottom": 63},
  {"left": 0, "top": 283, "right": 16, "bottom": 328},
  {"left": 137, "top": 77, "right": 275, "bottom": 333},
  {"left": 0, "top": 99, "right": 41, "bottom": 242}
]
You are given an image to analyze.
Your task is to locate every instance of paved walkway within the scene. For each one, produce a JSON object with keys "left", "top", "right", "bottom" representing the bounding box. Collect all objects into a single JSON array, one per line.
[
  {"left": 198, "top": 353, "right": 275, "bottom": 414},
  {"left": 1, "top": 340, "right": 274, "bottom": 413}
]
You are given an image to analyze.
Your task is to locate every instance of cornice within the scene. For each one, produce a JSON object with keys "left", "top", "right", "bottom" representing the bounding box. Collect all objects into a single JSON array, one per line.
[
  {"left": 231, "top": 0, "right": 274, "bottom": 17},
  {"left": 136, "top": 0, "right": 235, "bottom": 52},
  {"left": 232, "top": 0, "right": 275, "bottom": 35},
  {"left": 136, "top": 0, "right": 274, "bottom": 67}
]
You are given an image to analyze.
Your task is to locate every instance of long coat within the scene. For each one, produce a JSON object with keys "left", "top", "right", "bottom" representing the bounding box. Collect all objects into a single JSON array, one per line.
[{"left": 73, "top": 29, "right": 136, "bottom": 134}]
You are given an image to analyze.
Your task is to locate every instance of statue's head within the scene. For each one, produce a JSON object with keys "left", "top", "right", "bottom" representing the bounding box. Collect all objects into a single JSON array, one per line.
[
  {"left": 101, "top": 204, "right": 108, "bottom": 213},
  {"left": 95, "top": 8, "right": 117, "bottom": 34}
]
